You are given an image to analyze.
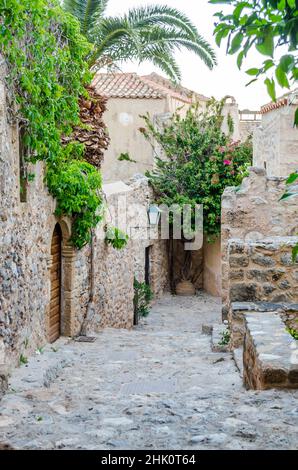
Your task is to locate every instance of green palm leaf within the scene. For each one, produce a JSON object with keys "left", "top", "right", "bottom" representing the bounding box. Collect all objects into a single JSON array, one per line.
[
  {"left": 63, "top": 0, "right": 108, "bottom": 36},
  {"left": 63, "top": 0, "right": 216, "bottom": 80}
]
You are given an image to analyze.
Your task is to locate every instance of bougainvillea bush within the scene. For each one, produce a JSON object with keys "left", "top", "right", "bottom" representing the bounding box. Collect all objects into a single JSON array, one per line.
[{"left": 142, "top": 99, "right": 252, "bottom": 239}]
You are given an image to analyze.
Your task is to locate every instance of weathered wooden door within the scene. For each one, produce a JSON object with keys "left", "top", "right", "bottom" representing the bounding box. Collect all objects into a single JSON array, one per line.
[
  {"left": 49, "top": 224, "right": 62, "bottom": 343},
  {"left": 145, "top": 246, "right": 151, "bottom": 286}
]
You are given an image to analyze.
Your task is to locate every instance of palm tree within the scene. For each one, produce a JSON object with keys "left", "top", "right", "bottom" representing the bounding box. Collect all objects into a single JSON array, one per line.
[{"left": 63, "top": 1, "right": 217, "bottom": 81}]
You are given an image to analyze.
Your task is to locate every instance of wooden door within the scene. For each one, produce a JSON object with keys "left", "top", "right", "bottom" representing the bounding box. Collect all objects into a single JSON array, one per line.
[
  {"left": 49, "top": 224, "right": 62, "bottom": 343},
  {"left": 145, "top": 246, "right": 151, "bottom": 286}
]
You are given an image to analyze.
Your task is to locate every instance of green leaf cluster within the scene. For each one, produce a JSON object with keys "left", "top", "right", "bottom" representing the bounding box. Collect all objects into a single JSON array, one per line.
[
  {"left": 133, "top": 278, "right": 154, "bottom": 320},
  {"left": 0, "top": 0, "right": 103, "bottom": 248},
  {"left": 280, "top": 171, "right": 298, "bottom": 260},
  {"left": 210, "top": 0, "right": 298, "bottom": 119},
  {"left": 287, "top": 327, "right": 298, "bottom": 340},
  {"left": 105, "top": 226, "right": 129, "bottom": 250},
  {"left": 143, "top": 100, "right": 253, "bottom": 238}
]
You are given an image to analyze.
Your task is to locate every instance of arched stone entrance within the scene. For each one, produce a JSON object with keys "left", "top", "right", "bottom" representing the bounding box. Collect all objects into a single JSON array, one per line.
[
  {"left": 48, "top": 219, "right": 76, "bottom": 342},
  {"left": 49, "top": 223, "right": 62, "bottom": 343}
]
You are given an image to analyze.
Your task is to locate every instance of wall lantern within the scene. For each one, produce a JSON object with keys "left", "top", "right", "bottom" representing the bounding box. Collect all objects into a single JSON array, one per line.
[{"left": 148, "top": 205, "right": 162, "bottom": 227}]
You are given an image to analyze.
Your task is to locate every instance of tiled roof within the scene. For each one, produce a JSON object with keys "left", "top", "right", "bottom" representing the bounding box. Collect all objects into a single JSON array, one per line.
[
  {"left": 92, "top": 72, "right": 208, "bottom": 103},
  {"left": 261, "top": 88, "right": 298, "bottom": 114}
]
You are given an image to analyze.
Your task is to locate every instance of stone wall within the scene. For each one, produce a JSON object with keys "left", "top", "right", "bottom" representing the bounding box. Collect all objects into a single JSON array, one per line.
[
  {"left": 0, "top": 73, "right": 169, "bottom": 369},
  {"left": 228, "top": 237, "right": 298, "bottom": 304},
  {"left": 221, "top": 167, "right": 298, "bottom": 318},
  {"left": 253, "top": 97, "right": 298, "bottom": 177},
  {"left": 227, "top": 237, "right": 298, "bottom": 346},
  {"left": 243, "top": 311, "right": 298, "bottom": 390},
  {"left": 239, "top": 119, "right": 260, "bottom": 142}
]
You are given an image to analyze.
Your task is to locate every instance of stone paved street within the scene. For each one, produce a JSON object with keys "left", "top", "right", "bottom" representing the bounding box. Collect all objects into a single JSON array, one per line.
[{"left": 0, "top": 293, "right": 297, "bottom": 450}]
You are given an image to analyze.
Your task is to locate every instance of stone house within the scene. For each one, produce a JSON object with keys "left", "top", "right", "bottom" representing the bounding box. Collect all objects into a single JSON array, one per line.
[
  {"left": 92, "top": 72, "right": 210, "bottom": 183},
  {"left": 253, "top": 88, "right": 298, "bottom": 177},
  {"left": 0, "top": 71, "right": 169, "bottom": 368}
]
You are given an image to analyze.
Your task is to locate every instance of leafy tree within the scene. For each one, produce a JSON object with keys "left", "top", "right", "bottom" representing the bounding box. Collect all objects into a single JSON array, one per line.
[
  {"left": 210, "top": 0, "right": 298, "bottom": 122},
  {"left": 142, "top": 100, "right": 253, "bottom": 238},
  {"left": 63, "top": 0, "right": 217, "bottom": 81}
]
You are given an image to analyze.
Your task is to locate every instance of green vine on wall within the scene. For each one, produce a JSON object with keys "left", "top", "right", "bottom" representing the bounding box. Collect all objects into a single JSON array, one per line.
[{"left": 0, "top": 0, "right": 103, "bottom": 249}]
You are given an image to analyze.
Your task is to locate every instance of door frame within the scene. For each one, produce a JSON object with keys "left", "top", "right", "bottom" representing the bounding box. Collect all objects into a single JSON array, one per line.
[{"left": 47, "top": 218, "right": 76, "bottom": 340}]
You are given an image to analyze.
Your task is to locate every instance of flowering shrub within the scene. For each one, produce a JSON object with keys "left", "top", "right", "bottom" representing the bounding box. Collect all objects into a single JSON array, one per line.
[{"left": 142, "top": 99, "right": 252, "bottom": 238}]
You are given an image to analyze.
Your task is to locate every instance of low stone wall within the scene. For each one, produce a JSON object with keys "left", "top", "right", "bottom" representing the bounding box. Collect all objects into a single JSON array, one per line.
[
  {"left": 231, "top": 301, "right": 298, "bottom": 349},
  {"left": 243, "top": 311, "right": 298, "bottom": 390}
]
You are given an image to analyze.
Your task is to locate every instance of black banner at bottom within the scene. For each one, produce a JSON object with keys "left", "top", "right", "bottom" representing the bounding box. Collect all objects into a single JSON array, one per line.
[{"left": 0, "top": 450, "right": 296, "bottom": 466}]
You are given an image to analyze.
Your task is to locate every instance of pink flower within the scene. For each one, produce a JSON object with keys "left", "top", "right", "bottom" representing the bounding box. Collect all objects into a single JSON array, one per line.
[
  {"left": 218, "top": 146, "right": 226, "bottom": 153},
  {"left": 224, "top": 160, "right": 232, "bottom": 166}
]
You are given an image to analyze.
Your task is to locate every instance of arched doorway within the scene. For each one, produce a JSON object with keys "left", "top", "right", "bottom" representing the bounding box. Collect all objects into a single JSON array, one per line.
[{"left": 49, "top": 223, "right": 62, "bottom": 343}]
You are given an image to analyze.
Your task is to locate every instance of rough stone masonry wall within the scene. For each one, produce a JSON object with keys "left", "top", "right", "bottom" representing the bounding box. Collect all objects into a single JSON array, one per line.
[
  {"left": 0, "top": 70, "right": 169, "bottom": 369},
  {"left": 221, "top": 167, "right": 298, "bottom": 319},
  {"left": 253, "top": 101, "right": 298, "bottom": 177},
  {"left": 228, "top": 237, "right": 298, "bottom": 347},
  {"left": 90, "top": 176, "right": 169, "bottom": 331}
]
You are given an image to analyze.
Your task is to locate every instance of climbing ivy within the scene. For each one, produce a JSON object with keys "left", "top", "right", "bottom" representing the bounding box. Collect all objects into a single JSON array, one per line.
[{"left": 0, "top": 0, "right": 103, "bottom": 248}]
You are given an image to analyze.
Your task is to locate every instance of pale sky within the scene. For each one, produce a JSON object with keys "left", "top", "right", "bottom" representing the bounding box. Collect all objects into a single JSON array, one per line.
[{"left": 106, "top": 0, "right": 285, "bottom": 110}]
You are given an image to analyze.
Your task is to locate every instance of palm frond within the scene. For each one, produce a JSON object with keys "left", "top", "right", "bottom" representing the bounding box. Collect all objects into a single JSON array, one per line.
[
  {"left": 139, "top": 27, "right": 217, "bottom": 69},
  {"left": 63, "top": 1, "right": 216, "bottom": 80},
  {"left": 127, "top": 5, "right": 203, "bottom": 42},
  {"left": 89, "top": 16, "right": 141, "bottom": 66},
  {"left": 63, "top": 0, "right": 108, "bottom": 36},
  {"left": 142, "top": 44, "right": 182, "bottom": 82},
  {"left": 151, "top": 55, "right": 181, "bottom": 83}
]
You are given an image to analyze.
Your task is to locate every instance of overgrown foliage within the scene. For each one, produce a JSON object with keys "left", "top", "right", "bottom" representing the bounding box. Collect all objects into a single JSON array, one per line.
[
  {"left": 105, "top": 226, "right": 129, "bottom": 250},
  {"left": 0, "top": 0, "right": 103, "bottom": 248},
  {"left": 143, "top": 100, "right": 253, "bottom": 238},
  {"left": 133, "top": 279, "right": 154, "bottom": 321},
  {"left": 63, "top": 0, "right": 216, "bottom": 82},
  {"left": 287, "top": 327, "right": 298, "bottom": 340},
  {"left": 210, "top": 0, "right": 298, "bottom": 122}
]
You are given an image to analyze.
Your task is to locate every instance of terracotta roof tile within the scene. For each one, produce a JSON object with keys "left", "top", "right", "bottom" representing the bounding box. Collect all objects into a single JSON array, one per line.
[
  {"left": 92, "top": 72, "right": 208, "bottom": 103},
  {"left": 261, "top": 88, "right": 298, "bottom": 114}
]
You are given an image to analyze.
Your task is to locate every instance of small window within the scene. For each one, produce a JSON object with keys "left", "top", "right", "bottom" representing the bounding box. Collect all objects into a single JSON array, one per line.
[
  {"left": 19, "top": 125, "right": 28, "bottom": 202},
  {"left": 264, "top": 161, "right": 267, "bottom": 170}
]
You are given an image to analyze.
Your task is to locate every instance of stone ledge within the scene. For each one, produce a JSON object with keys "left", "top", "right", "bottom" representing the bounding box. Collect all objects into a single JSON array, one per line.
[
  {"left": 232, "top": 301, "right": 298, "bottom": 313},
  {"left": 243, "top": 311, "right": 298, "bottom": 390},
  {"left": 229, "top": 236, "right": 298, "bottom": 250},
  {"left": 7, "top": 338, "right": 74, "bottom": 394}
]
